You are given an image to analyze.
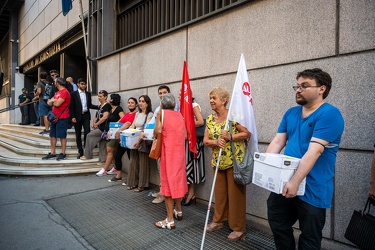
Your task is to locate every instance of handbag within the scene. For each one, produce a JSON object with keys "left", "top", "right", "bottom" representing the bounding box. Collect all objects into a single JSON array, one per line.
[
  {"left": 47, "top": 105, "right": 68, "bottom": 124},
  {"left": 195, "top": 119, "right": 206, "bottom": 138},
  {"left": 149, "top": 110, "right": 164, "bottom": 160},
  {"left": 344, "top": 197, "right": 375, "bottom": 250},
  {"left": 229, "top": 122, "right": 254, "bottom": 185},
  {"left": 47, "top": 111, "right": 58, "bottom": 124},
  {"left": 138, "top": 112, "right": 153, "bottom": 153}
]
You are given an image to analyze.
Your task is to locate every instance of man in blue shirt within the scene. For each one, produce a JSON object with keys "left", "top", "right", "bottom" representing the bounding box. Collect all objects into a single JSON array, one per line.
[{"left": 266, "top": 68, "right": 344, "bottom": 250}]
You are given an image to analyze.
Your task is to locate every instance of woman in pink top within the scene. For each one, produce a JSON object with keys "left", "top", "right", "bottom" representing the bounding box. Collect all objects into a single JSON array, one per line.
[{"left": 155, "top": 94, "right": 187, "bottom": 230}]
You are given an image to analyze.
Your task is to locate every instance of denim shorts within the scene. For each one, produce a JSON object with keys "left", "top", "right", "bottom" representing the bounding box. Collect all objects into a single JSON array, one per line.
[
  {"left": 39, "top": 100, "right": 51, "bottom": 116},
  {"left": 50, "top": 118, "right": 69, "bottom": 138}
]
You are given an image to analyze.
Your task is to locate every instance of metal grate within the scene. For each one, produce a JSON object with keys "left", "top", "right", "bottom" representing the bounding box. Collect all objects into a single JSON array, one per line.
[
  {"left": 47, "top": 184, "right": 276, "bottom": 250},
  {"left": 117, "top": 0, "right": 248, "bottom": 49}
]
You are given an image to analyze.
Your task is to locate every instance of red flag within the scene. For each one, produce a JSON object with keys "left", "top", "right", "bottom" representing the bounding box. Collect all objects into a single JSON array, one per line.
[{"left": 180, "top": 61, "right": 197, "bottom": 154}]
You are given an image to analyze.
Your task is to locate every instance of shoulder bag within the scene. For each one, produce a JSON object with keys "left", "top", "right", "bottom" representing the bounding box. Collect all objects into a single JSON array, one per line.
[
  {"left": 344, "top": 197, "right": 375, "bottom": 250},
  {"left": 138, "top": 112, "right": 153, "bottom": 153},
  {"left": 149, "top": 110, "right": 164, "bottom": 159},
  {"left": 229, "top": 122, "right": 254, "bottom": 185},
  {"left": 47, "top": 104, "right": 69, "bottom": 124}
]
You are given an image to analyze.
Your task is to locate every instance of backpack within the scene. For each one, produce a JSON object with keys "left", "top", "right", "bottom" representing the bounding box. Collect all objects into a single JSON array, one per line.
[{"left": 43, "top": 82, "right": 52, "bottom": 100}]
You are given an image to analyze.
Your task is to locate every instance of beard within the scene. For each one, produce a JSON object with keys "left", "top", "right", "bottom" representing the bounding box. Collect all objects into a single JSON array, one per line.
[{"left": 296, "top": 94, "right": 308, "bottom": 105}]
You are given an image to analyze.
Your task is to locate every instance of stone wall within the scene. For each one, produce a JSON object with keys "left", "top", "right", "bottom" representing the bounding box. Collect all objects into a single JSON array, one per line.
[{"left": 97, "top": 0, "right": 375, "bottom": 246}]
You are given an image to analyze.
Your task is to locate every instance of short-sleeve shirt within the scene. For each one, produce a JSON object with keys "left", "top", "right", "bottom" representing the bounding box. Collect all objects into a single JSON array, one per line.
[
  {"left": 278, "top": 103, "right": 344, "bottom": 208},
  {"left": 134, "top": 112, "right": 153, "bottom": 130},
  {"left": 105, "top": 106, "right": 124, "bottom": 131},
  {"left": 95, "top": 103, "right": 111, "bottom": 132},
  {"left": 18, "top": 94, "right": 29, "bottom": 103},
  {"left": 206, "top": 114, "right": 245, "bottom": 170},
  {"left": 119, "top": 111, "right": 137, "bottom": 124},
  {"left": 52, "top": 88, "right": 71, "bottom": 119}
]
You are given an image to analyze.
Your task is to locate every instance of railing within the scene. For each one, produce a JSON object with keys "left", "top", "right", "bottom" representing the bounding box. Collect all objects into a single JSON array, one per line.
[{"left": 0, "top": 100, "right": 38, "bottom": 114}]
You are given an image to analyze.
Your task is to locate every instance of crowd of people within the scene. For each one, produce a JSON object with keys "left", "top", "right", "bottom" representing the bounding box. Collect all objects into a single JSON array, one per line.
[{"left": 18, "top": 68, "right": 348, "bottom": 248}]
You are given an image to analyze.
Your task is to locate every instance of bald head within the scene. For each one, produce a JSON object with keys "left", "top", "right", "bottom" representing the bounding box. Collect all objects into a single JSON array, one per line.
[{"left": 66, "top": 77, "right": 73, "bottom": 83}]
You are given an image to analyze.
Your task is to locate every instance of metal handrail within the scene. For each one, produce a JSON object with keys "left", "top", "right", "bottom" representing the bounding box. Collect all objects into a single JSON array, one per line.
[{"left": 0, "top": 100, "right": 39, "bottom": 114}]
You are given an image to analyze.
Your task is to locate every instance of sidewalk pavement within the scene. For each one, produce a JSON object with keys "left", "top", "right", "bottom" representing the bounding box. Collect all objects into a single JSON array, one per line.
[{"left": 0, "top": 174, "right": 275, "bottom": 250}]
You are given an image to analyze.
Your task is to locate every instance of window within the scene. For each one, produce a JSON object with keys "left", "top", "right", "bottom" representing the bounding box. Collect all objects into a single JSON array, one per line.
[{"left": 117, "top": 0, "right": 248, "bottom": 48}]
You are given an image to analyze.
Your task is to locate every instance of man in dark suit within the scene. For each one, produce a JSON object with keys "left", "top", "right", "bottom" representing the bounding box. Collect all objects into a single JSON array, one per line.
[{"left": 70, "top": 78, "right": 98, "bottom": 158}]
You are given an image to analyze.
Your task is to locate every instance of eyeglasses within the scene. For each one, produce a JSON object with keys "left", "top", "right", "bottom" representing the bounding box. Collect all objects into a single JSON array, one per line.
[
  {"left": 79, "top": 82, "right": 87, "bottom": 85},
  {"left": 292, "top": 85, "right": 321, "bottom": 91},
  {"left": 51, "top": 74, "right": 58, "bottom": 77}
]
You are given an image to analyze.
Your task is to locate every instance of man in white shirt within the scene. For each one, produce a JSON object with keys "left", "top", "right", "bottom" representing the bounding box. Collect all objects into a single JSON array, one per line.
[{"left": 70, "top": 78, "right": 98, "bottom": 158}]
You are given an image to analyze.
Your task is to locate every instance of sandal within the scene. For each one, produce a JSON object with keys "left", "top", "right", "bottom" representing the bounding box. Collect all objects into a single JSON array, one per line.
[
  {"left": 173, "top": 209, "right": 183, "bottom": 221},
  {"left": 228, "top": 231, "right": 246, "bottom": 241},
  {"left": 206, "top": 222, "right": 223, "bottom": 232},
  {"left": 155, "top": 218, "right": 175, "bottom": 230},
  {"left": 127, "top": 186, "right": 137, "bottom": 190},
  {"left": 134, "top": 187, "right": 145, "bottom": 192}
]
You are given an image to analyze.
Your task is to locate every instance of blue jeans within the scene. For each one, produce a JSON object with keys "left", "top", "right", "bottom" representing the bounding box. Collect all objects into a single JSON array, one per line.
[{"left": 267, "top": 192, "right": 326, "bottom": 250}]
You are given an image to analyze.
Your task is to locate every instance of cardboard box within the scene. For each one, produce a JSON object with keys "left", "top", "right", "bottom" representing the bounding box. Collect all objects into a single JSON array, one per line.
[
  {"left": 143, "top": 123, "right": 155, "bottom": 141},
  {"left": 120, "top": 129, "right": 141, "bottom": 149},
  {"left": 108, "top": 122, "right": 123, "bottom": 139},
  {"left": 252, "top": 153, "right": 306, "bottom": 195}
]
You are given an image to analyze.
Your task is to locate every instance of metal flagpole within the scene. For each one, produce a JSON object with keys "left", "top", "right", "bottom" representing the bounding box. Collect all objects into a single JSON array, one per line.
[
  {"left": 200, "top": 119, "right": 229, "bottom": 250},
  {"left": 78, "top": 0, "right": 92, "bottom": 92}
]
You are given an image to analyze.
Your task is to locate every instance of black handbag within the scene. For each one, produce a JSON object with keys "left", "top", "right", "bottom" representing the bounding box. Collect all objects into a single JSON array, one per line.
[
  {"left": 344, "top": 197, "right": 375, "bottom": 250},
  {"left": 47, "top": 105, "right": 68, "bottom": 124}
]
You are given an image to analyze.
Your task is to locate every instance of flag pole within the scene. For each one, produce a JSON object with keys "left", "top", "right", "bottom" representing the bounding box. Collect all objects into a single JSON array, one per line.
[
  {"left": 200, "top": 119, "right": 229, "bottom": 250},
  {"left": 78, "top": 0, "right": 92, "bottom": 92}
]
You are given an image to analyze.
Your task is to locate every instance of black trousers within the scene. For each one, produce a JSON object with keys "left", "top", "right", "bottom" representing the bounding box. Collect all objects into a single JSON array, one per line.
[
  {"left": 114, "top": 145, "right": 130, "bottom": 171},
  {"left": 267, "top": 192, "right": 326, "bottom": 250},
  {"left": 73, "top": 112, "right": 91, "bottom": 155},
  {"left": 20, "top": 105, "right": 29, "bottom": 124}
]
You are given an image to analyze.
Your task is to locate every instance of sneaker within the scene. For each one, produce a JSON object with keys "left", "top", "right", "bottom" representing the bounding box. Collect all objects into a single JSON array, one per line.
[
  {"left": 152, "top": 191, "right": 160, "bottom": 198},
  {"left": 107, "top": 167, "right": 118, "bottom": 175},
  {"left": 152, "top": 195, "right": 165, "bottom": 204},
  {"left": 96, "top": 168, "right": 107, "bottom": 176},
  {"left": 108, "top": 176, "right": 122, "bottom": 182},
  {"left": 39, "top": 129, "right": 50, "bottom": 135},
  {"left": 42, "top": 153, "right": 56, "bottom": 160},
  {"left": 56, "top": 153, "right": 66, "bottom": 161}
]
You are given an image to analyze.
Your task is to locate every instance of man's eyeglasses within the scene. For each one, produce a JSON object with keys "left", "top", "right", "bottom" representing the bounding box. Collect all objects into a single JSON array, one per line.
[
  {"left": 51, "top": 74, "right": 58, "bottom": 77},
  {"left": 292, "top": 85, "right": 321, "bottom": 91}
]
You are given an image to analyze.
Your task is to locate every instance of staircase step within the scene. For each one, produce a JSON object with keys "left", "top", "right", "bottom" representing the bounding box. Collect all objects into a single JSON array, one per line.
[
  {"left": 0, "top": 136, "right": 99, "bottom": 157},
  {"left": 0, "top": 124, "right": 78, "bottom": 142},
  {"left": 0, "top": 123, "right": 107, "bottom": 175},
  {"left": 0, "top": 163, "right": 102, "bottom": 175}
]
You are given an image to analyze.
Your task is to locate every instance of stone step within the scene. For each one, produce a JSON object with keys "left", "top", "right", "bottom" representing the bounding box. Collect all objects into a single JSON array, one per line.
[
  {"left": 0, "top": 124, "right": 78, "bottom": 142},
  {"left": 0, "top": 131, "right": 78, "bottom": 148},
  {"left": 0, "top": 136, "right": 99, "bottom": 157},
  {"left": 0, "top": 123, "right": 106, "bottom": 175},
  {"left": 0, "top": 163, "right": 102, "bottom": 175}
]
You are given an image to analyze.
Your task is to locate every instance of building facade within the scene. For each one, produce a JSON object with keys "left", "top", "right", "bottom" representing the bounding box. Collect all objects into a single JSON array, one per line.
[{"left": 1, "top": 0, "right": 374, "bottom": 248}]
